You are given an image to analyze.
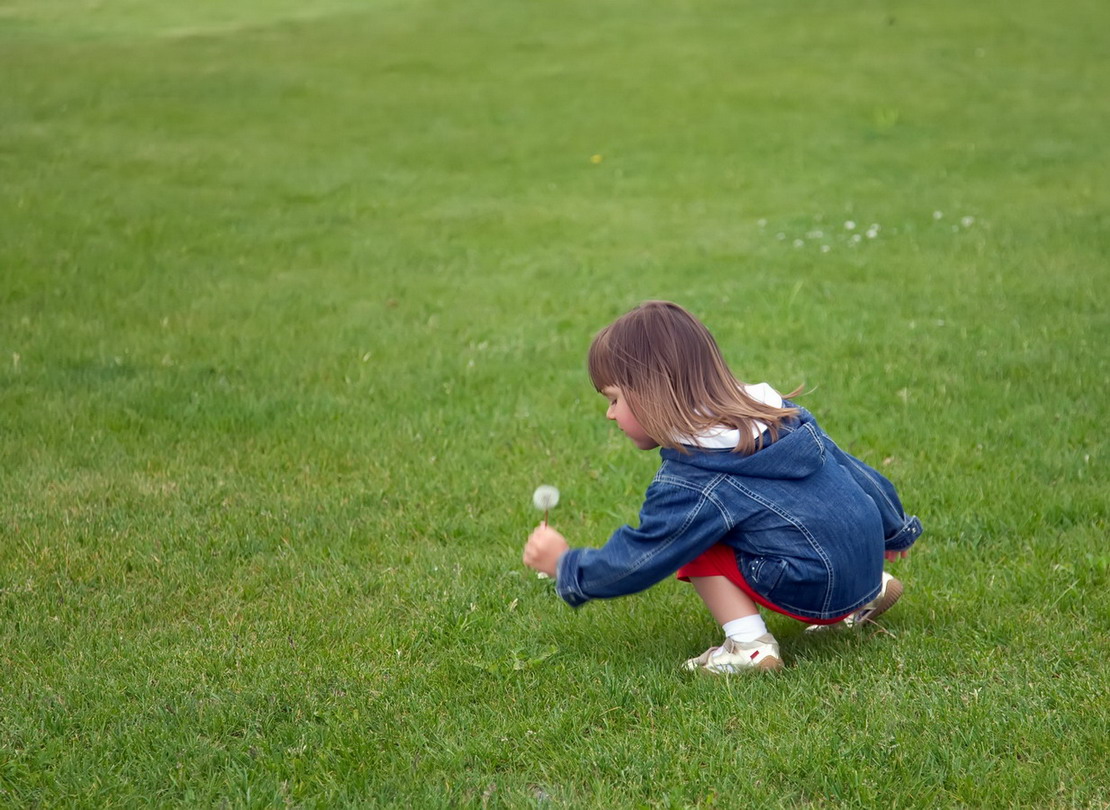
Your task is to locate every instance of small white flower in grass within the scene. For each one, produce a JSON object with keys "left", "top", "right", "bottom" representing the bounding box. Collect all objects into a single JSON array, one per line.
[
  {"left": 933, "top": 210, "right": 944, "bottom": 220},
  {"left": 821, "top": 245, "right": 831, "bottom": 253},
  {"left": 776, "top": 232, "right": 786, "bottom": 240},
  {"left": 793, "top": 239, "right": 805, "bottom": 248},
  {"left": 961, "top": 216, "right": 975, "bottom": 228},
  {"left": 851, "top": 234, "right": 862, "bottom": 243},
  {"left": 844, "top": 220, "right": 856, "bottom": 230},
  {"left": 866, "top": 228, "right": 878, "bottom": 239},
  {"left": 806, "top": 230, "right": 824, "bottom": 239},
  {"left": 757, "top": 218, "right": 767, "bottom": 227}
]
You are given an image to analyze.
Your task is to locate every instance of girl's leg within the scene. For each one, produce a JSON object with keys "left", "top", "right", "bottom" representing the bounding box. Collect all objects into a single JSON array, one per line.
[
  {"left": 690, "top": 575, "right": 760, "bottom": 624},
  {"left": 684, "top": 575, "right": 781, "bottom": 672},
  {"left": 674, "top": 545, "right": 772, "bottom": 648}
]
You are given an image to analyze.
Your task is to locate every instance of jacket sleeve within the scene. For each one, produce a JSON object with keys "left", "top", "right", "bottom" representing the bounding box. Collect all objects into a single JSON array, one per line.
[
  {"left": 555, "top": 478, "right": 730, "bottom": 608},
  {"left": 823, "top": 438, "right": 923, "bottom": 553}
]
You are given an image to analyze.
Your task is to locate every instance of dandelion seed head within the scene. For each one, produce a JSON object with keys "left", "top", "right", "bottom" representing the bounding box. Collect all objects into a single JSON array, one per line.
[
  {"left": 533, "top": 485, "right": 560, "bottom": 511},
  {"left": 961, "top": 216, "right": 975, "bottom": 228},
  {"left": 844, "top": 220, "right": 856, "bottom": 230},
  {"left": 933, "top": 210, "right": 944, "bottom": 220}
]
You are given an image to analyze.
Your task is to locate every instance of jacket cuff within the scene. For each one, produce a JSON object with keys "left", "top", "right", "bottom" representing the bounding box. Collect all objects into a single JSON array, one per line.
[
  {"left": 554, "top": 549, "right": 589, "bottom": 608},
  {"left": 885, "top": 515, "right": 923, "bottom": 552}
]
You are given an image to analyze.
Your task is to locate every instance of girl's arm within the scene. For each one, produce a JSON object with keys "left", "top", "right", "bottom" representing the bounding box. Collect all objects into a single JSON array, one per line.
[{"left": 551, "top": 479, "right": 733, "bottom": 608}]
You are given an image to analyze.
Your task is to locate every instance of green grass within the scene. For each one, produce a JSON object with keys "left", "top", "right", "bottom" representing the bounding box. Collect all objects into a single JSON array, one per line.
[{"left": 1, "top": 0, "right": 1108, "bottom": 806}]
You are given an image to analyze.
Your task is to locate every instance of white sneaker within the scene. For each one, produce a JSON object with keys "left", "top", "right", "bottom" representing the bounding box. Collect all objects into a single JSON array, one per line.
[
  {"left": 683, "top": 633, "right": 783, "bottom": 674},
  {"left": 806, "top": 572, "right": 903, "bottom": 632}
]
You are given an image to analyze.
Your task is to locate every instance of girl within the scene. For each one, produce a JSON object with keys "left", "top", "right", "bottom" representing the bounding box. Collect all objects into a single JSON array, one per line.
[{"left": 523, "top": 301, "right": 922, "bottom": 674}]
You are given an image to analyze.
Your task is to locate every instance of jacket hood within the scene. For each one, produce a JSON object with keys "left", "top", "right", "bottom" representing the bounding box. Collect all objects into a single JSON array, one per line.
[{"left": 659, "top": 409, "right": 825, "bottom": 480}]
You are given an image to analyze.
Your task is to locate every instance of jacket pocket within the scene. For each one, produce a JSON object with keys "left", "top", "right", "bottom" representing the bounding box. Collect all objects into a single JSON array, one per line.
[{"left": 745, "top": 556, "right": 787, "bottom": 597}]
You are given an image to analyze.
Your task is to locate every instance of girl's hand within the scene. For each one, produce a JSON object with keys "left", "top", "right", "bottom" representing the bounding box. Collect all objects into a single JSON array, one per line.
[
  {"left": 885, "top": 549, "right": 910, "bottom": 561},
  {"left": 523, "top": 524, "right": 569, "bottom": 578}
]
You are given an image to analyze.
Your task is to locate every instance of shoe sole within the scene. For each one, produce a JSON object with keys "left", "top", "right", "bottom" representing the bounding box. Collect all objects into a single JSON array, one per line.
[
  {"left": 804, "top": 576, "right": 904, "bottom": 632},
  {"left": 859, "top": 576, "right": 903, "bottom": 623},
  {"left": 753, "top": 654, "right": 784, "bottom": 672}
]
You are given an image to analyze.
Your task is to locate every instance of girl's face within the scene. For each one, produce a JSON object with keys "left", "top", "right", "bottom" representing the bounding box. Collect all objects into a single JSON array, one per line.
[{"left": 601, "top": 386, "right": 659, "bottom": 450}]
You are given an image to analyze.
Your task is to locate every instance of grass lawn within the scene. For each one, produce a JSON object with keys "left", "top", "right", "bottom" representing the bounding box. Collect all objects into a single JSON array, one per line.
[{"left": 1, "top": 0, "right": 1108, "bottom": 805}]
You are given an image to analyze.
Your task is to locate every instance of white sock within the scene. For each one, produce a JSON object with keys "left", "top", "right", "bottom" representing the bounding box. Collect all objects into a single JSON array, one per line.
[{"left": 722, "top": 614, "right": 768, "bottom": 643}]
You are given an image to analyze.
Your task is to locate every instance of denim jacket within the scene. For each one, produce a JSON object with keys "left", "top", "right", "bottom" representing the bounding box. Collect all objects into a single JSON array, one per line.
[{"left": 555, "top": 406, "right": 922, "bottom": 620}]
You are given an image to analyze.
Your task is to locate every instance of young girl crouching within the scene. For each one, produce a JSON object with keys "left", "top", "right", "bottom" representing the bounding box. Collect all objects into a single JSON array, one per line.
[{"left": 522, "top": 301, "right": 922, "bottom": 674}]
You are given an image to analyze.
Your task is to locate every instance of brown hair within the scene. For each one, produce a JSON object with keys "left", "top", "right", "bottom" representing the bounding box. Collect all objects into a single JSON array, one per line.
[{"left": 588, "top": 301, "right": 801, "bottom": 454}]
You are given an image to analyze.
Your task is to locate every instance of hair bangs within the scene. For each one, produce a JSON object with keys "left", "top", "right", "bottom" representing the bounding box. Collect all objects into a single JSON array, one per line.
[{"left": 587, "top": 325, "right": 619, "bottom": 392}]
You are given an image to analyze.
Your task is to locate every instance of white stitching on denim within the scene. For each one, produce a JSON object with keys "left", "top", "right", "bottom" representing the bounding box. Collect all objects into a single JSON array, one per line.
[
  {"left": 584, "top": 477, "right": 728, "bottom": 592},
  {"left": 721, "top": 476, "right": 837, "bottom": 616},
  {"left": 825, "top": 434, "right": 900, "bottom": 515},
  {"left": 657, "top": 472, "right": 734, "bottom": 529},
  {"left": 822, "top": 431, "right": 920, "bottom": 550},
  {"left": 804, "top": 422, "right": 827, "bottom": 462}
]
